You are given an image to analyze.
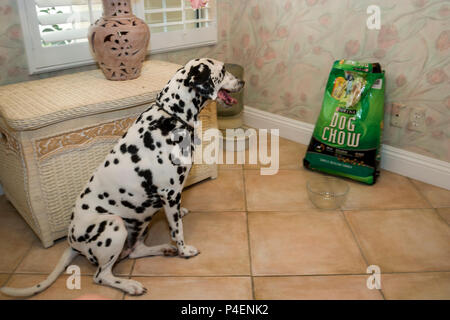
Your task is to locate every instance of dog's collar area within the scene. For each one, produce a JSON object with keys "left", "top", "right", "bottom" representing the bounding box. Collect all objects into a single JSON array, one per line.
[{"left": 156, "top": 103, "right": 195, "bottom": 132}]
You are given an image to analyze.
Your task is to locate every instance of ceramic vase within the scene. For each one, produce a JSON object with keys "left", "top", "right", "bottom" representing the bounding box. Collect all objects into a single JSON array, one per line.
[{"left": 88, "top": 0, "right": 150, "bottom": 81}]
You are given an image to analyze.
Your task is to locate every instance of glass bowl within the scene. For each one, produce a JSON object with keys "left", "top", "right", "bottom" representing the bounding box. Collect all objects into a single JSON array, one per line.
[{"left": 306, "top": 177, "right": 349, "bottom": 210}]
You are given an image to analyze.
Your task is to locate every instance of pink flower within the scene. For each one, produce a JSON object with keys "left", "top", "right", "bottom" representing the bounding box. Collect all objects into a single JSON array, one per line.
[
  {"left": 439, "top": 5, "right": 449, "bottom": 17},
  {"left": 277, "top": 27, "right": 288, "bottom": 39},
  {"left": 345, "top": 40, "right": 360, "bottom": 56},
  {"left": 7, "top": 25, "right": 22, "bottom": 40},
  {"left": 436, "top": 30, "right": 449, "bottom": 51},
  {"left": 264, "top": 46, "right": 277, "bottom": 60},
  {"left": 241, "top": 34, "right": 250, "bottom": 48},
  {"left": 275, "top": 62, "right": 287, "bottom": 74},
  {"left": 284, "top": 1, "right": 292, "bottom": 11},
  {"left": 319, "top": 14, "right": 331, "bottom": 26},
  {"left": 378, "top": 24, "right": 399, "bottom": 49},
  {"left": 396, "top": 74, "right": 407, "bottom": 87},
  {"left": 189, "top": 0, "right": 208, "bottom": 10},
  {"left": 426, "top": 69, "right": 448, "bottom": 85},
  {"left": 251, "top": 6, "right": 261, "bottom": 20},
  {"left": 258, "top": 27, "right": 271, "bottom": 43},
  {"left": 250, "top": 75, "right": 259, "bottom": 86},
  {"left": 255, "top": 57, "right": 264, "bottom": 69}
]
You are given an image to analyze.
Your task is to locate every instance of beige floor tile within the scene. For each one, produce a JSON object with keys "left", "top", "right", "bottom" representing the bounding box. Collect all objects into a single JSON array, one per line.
[
  {"left": 382, "top": 272, "right": 450, "bottom": 300},
  {"left": 16, "top": 238, "right": 133, "bottom": 276},
  {"left": 342, "top": 171, "right": 430, "bottom": 210},
  {"left": 219, "top": 148, "right": 244, "bottom": 170},
  {"left": 126, "top": 277, "right": 252, "bottom": 300},
  {"left": 254, "top": 276, "right": 383, "bottom": 300},
  {"left": 244, "top": 169, "right": 318, "bottom": 211},
  {"left": 244, "top": 137, "right": 306, "bottom": 170},
  {"left": 410, "top": 179, "right": 450, "bottom": 208},
  {"left": 437, "top": 208, "right": 450, "bottom": 224},
  {"left": 345, "top": 209, "right": 450, "bottom": 272},
  {"left": 182, "top": 170, "right": 245, "bottom": 211},
  {"left": 0, "top": 196, "right": 36, "bottom": 273},
  {"left": 248, "top": 211, "right": 367, "bottom": 275},
  {"left": 0, "top": 274, "right": 124, "bottom": 300},
  {"left": 133, "top": 211, "right": 250, "bottom": 276}
]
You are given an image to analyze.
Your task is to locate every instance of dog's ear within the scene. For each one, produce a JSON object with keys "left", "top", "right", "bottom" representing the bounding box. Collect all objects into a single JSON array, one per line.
[{"left": 184, "top": 63, "right": 214, "bottom": 97}]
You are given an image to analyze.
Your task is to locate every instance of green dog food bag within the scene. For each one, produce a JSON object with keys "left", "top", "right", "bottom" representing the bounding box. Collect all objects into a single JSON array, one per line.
[{"left": 303, "top": 59, "right": 385, "bottom": 185}]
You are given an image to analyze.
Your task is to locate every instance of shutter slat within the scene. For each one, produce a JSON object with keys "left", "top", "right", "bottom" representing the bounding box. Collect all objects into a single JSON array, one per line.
[
  {"left": 35, "top": 0, "right": 101, "bottom": 7},
  {"left": 41, "top": 28, "right": 88, "bottom": 42}
]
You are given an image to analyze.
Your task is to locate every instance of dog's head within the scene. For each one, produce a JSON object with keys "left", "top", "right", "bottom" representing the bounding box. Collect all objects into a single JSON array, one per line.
[{"left": 183, "top": 58, "right": 245, "bottom": 107}]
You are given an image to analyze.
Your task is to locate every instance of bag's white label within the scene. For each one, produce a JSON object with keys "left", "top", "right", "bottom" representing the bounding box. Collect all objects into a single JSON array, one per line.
[{"left": 372, "top": 79, "right": 382, "bottom": 89}]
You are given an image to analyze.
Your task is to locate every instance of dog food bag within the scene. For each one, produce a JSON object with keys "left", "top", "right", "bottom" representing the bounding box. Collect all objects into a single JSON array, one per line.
[{"left": 303, "top": 60, "right": 385, "bottom": 185}]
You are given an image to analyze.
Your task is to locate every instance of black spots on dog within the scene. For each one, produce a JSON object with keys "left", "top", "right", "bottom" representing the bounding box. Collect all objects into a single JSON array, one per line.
[
  {"left": 97, "top": 241, "right": 102, "bottom": 247},
  {"left": 115, "top": 280, "right": 121, "bottom": 284},
  {"left": 98, "top": 194, "right": 104, "bottom": 200},
  {"left": 114, "top": 159, "right": 119, "bottom": 165},
  {"left": 135, "top": 207, "right": 145, "bottom": 214},
  {"left": 70, "top": 212, "right": 74, "bottom": 220},
  {"left": 177, "top": 167, "right": 183, "bottom": 175},
  {"left": 164, "top": 97, "right": 170, "bottom": 103},
  {"left": 137, "top": 169, "right": 153, "bottom": 183},
  {"left": 156, "top": 142, "right": 162, "bottom": 148},
  {"left": 88, "top": 248, "right": 93, "bottom": 256},
  {"left": 120, "top": 143, "right": 127, "bottom": 154},
  {"left": 119, "top": 188, "right": 126, "bottom": 194},
  {"left": 168, "top": 192, "right": 182, "bottom": 208},
  {"left": 186, "top": 108, "right": 193, "bottom": 121},
  {"left": 158, "top": 158, "right": 163, "bottom": 164},
  {"left": 82, "top": 204, "right": 89, "bottom": 210},
  {"left": 77, "top": 235, "right": 85, "bottom": 242},
  {"left": 105, "top": 238, "right": 112, "bottom": 247},
  {"left": 127, "top": 144, "right": 139, "bottom": 154},
  {"left": 207, "top": 59, "right": 214, "bottom": 65},
  {"left": 128, "top": 193, "right": 134, "bottom": 197},
  {"left": 145, "top": 216, "right": 153, "bottom": 222},
  {"left": 138, "top": 127, "right": 144, "bottom": 134},
  {"left": 105, "top": 161, "right": 110, "bottom": 168},
  {"left": 179, "top": 174, "right": 185, "bottom": 184},
  {"left": 84, "top": 187, "right": 91, "bottom": 195},
  {"left": 131, "top": 154, "right": 141, "bottom": 163},
  {"left": 143, "top": 131, "right": 156, "bottom": 150},
  {"left": 104, "top": 192, "right": 109, "bottom": 198},
  {"left": 108, "top": 199, "right": 116, "bottom": 206},
  {"left": 96, "top": 206, "right": 108, "bottom": 213},
  {"left": 86, "top": 224, "right": 96, "bottom": 234},
  {"left": 121, "top": 200, "right": 136, "bottom": 210},
  {"left": 114, "top": 226, "right": 119, "bottom": 232},
  {"left": 135, "top": 114, "right": 143, "bottom": 124},
  {"left": 173, "top": 213, "right": 179, "bottom": 222},
  {"left": 170, "top": 178, "right": 175, "bottom": 185},
  {"left": 122, "top": 132, "right": 127, "bottom": 139},
  {"left": 90, "top": 176, "right": 94, "bottom": 182}
]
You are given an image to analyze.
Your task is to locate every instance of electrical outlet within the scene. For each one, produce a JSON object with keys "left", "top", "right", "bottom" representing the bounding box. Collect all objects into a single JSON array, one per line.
[
  {"left": 407, "top": 107, "right": 427, "bottom": 133},
  {"left": 390, "top": 103, "right": 409, "bottom": 128}
]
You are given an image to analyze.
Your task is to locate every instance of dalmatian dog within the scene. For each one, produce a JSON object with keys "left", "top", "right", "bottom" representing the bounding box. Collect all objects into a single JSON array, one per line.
[{"left": 0, "top": 58, "right": 244, "bottom": 297}]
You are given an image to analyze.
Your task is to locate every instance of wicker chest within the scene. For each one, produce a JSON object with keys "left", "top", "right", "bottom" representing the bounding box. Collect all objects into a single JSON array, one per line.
[{"left": 0, "top": 60, "right": 218, "bottom": 248}]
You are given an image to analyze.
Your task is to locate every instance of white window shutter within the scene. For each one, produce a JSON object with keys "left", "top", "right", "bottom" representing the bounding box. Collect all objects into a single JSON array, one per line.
[{"left": 18, "top": 0, "right": 218, "bottom": 74}]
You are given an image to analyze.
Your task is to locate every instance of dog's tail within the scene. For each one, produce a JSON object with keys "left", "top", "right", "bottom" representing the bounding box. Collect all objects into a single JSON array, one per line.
[{"left": 0, "top": 247, "right": 78, "bottom": 297}]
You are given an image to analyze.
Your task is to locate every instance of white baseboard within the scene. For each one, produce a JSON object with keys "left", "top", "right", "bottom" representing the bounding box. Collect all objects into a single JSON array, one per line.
[{"left": 243, "top": 106, "right": 450, "bottom": 190}]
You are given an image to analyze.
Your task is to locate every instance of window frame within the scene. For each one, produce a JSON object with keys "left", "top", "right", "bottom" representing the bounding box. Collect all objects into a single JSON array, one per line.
[{"left": 18, "top": 0, "right": 218, "bottom": 74}]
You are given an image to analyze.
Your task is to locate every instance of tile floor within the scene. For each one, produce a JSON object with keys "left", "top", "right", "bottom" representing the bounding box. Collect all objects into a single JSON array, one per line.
[{"left": 0, "top": 137, "right": 449, "bottom": 300}]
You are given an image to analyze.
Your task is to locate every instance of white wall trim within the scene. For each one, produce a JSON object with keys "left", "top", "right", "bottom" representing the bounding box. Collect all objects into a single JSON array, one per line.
[{"left": 243, "top": 106, "right": 450, "bottom": 190}]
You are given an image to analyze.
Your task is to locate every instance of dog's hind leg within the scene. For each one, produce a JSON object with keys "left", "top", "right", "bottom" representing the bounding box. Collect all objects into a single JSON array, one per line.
[{"left": 87, "top": 215, "right": 146, "bottom": 295}]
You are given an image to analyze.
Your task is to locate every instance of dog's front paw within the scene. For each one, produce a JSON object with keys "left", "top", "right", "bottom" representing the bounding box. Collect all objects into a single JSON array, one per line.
[
  {"left": 121, "top": 279, "right": 147, "bottom": 296},
  {"left": 163, "top": 244, "right": 178, "bottom": 256},
  {"left": 179, "top": 245, "right": 200, "bottom": 259}
]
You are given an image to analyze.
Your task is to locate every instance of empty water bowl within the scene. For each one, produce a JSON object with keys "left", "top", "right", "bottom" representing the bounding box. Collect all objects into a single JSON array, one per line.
[{"left": 306, "top": 177, "right": 349, "bottom": 209}]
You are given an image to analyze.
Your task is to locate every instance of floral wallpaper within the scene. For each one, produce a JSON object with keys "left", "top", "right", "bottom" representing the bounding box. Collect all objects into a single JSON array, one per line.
[{"left": 0, "top": 0, "right": 449, "bottom": 161}]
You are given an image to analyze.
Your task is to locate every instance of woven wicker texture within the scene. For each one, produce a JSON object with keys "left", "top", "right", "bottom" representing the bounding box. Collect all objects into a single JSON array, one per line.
[{"left": 0, "top": 60, "right": 181, "bottom": 131}]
